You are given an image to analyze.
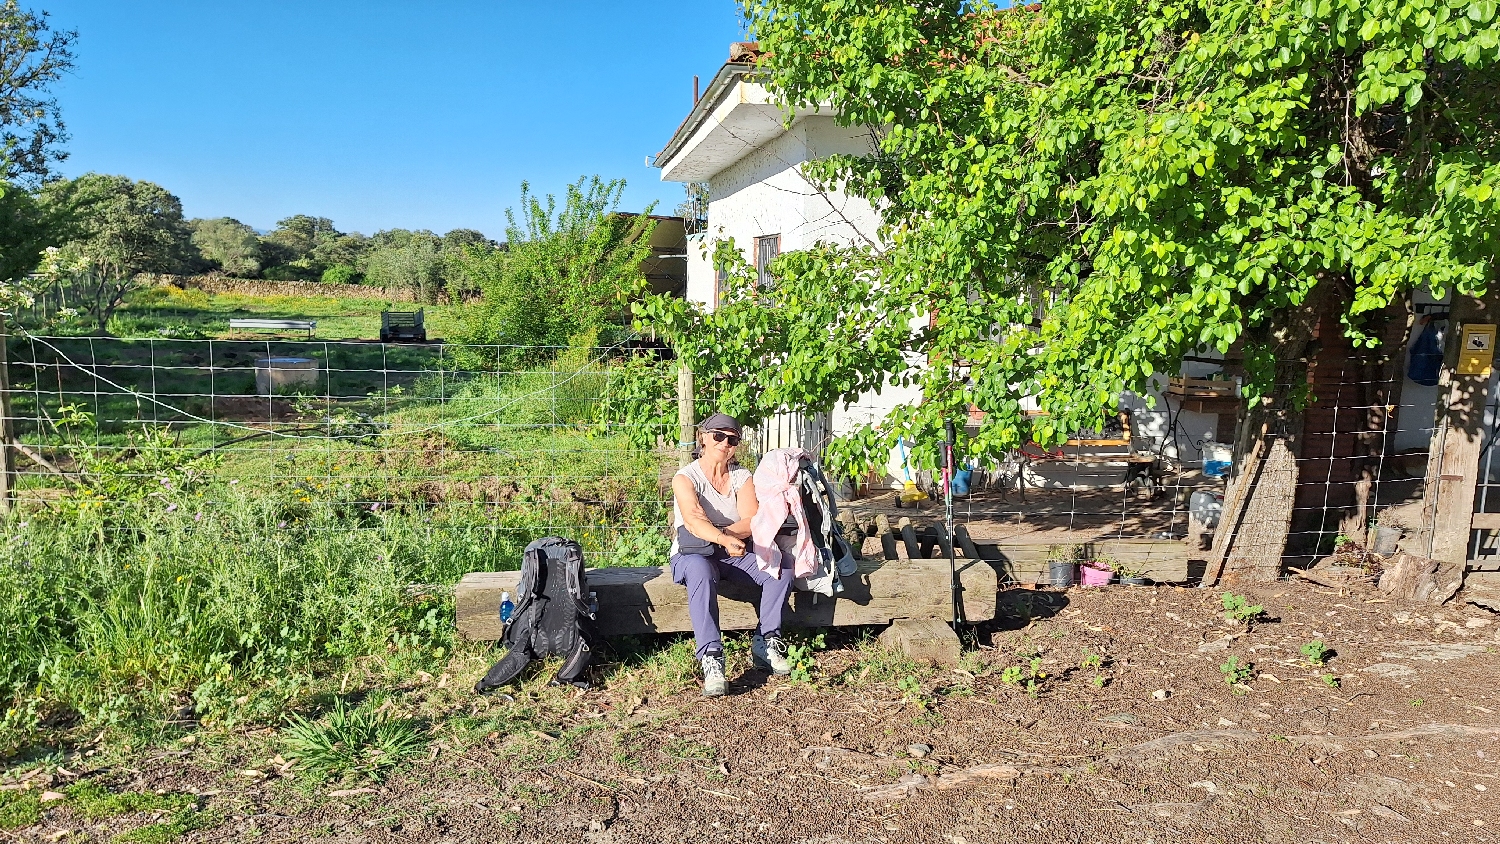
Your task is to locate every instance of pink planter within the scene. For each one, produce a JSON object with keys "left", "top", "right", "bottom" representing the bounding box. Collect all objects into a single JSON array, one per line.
[{"left": 1079, "top": 565, "right": 1115, "bottom": 587}]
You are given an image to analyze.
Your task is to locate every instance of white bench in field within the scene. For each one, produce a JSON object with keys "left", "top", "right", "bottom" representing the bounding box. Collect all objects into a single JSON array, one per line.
[{"left": 228, "top": 318, "right": 317, "bottom": 338}]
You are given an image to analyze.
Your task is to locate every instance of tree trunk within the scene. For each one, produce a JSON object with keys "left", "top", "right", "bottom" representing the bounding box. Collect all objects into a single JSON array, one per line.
[{"left": 1205, "top": 291, "right": 1328, "bottom": 585}]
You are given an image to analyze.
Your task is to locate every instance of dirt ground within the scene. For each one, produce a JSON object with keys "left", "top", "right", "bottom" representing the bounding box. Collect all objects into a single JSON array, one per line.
[{"left": 5, "top": 579, "right": 1499, "bottom": 844}]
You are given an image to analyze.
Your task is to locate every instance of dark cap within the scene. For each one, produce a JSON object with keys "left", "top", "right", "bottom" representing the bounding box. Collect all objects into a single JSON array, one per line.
[{"left": 699, "top": 412, "right": 742, "bottom": 435}]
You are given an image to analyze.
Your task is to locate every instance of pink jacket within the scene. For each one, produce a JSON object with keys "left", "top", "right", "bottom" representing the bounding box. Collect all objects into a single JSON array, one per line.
[{"left": 751, "top": 448, "right": 817, "bottom": 579}]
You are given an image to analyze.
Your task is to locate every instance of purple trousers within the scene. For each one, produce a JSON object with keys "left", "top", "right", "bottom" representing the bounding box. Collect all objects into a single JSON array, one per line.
[{"left": 670, "top": 546, "right": 794, "bottom": 659}]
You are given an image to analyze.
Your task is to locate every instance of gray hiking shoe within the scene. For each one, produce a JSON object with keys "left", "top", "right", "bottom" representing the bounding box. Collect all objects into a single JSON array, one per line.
[
  {"left": 752, "top": 634, "right": 791, "bottom": 676},
  {"left": 700, "top": 653, "right": 727, "bottom": 697}
]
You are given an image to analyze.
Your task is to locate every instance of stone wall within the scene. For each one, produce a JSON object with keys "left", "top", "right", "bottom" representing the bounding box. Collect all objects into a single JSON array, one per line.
[{"left": 148, "top": 274, "right": 419, "bottom": 302}]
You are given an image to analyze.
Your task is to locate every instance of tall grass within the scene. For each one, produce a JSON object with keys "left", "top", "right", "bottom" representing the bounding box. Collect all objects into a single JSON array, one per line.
[
  {"left": 0, "top": 487, "right": 521, "bottom": 754},
  {"left": 0, "top": 346, "right": 674, "bottom": 758}
]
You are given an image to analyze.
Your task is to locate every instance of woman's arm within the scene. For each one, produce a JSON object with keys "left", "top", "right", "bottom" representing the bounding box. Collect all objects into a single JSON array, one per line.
[
  {"left": 673, "top": 473, "right": 744, "bottom": 554},
  {"left": 722, "top": 475, "right": 759, "bottom": 540}
]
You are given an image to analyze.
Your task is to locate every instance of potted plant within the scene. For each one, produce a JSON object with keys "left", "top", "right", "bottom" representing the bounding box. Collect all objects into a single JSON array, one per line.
[
  {"left": 1046, "top": 544, "right": 1079, "bottom": 588},
  {"left": 1114, "top": 562, "right": 1150, "bottom": 586},
  {"left": 1079, "top": 555, "right": 1116, "bottom": 587},
  {"left": 1370, "top": 510, "right": 1407, "bottom": 556}
]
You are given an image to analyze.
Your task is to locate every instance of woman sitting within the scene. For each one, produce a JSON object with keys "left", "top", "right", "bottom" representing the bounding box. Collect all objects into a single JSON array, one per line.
[{"left": 670, "top": 412, "right": 793, "bottom": 696}]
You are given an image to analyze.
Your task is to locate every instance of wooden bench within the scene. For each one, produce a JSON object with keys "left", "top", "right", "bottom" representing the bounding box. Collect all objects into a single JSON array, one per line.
[
  {"left": 228, "top": 318, "right": 317, "bottom": 338},
  {"left": 456, "top": 556, "right": 999, "bottom": 641}
]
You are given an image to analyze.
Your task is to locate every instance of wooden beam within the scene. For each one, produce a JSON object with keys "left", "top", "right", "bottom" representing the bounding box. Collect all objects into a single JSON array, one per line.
[
  {"left": 1425, "top": 295, "right": 1497, "bottom": 565},
  {"left": 1471, "top": 513, "right": 1500, "bottom": 531},
  {"left": 456, "top": 556, "right": 998, "bottom": 641}
]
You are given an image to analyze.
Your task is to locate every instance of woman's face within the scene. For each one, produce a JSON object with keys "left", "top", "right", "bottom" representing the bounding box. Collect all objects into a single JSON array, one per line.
[{"left": 701, "top": 428, "right": 740, "bottom": 457}]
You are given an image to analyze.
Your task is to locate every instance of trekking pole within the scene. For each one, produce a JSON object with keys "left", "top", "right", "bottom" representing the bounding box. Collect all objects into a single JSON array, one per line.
[{"left": 944, "top": 419, "right": 966, "bottom": 627}]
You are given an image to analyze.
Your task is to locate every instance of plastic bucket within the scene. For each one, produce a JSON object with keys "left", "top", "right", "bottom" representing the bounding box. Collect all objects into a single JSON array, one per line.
[
  {"left": 1121, "top": 576, "right": 1150, "bottom": 586},
  {"left": 1202, "top": 442, "right": 1233, "bottom": 479},
  {"left": 1189, "top": 490, "right": 1224, "bottom": 530},
  {"left": 1048, "top": 561, "right": 1075, "bottom": 588},
  {"left": 1079, "top": 565, "right": 1115, "bottom": 587}
]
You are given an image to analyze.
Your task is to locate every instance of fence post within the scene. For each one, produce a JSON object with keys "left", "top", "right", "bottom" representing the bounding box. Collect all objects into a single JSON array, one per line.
[
  {"left": 677, "top": 363, "right": 695, "bottom": 467},
  {"left": 0, "top": 315, "right": 14, "bottom": 514}
]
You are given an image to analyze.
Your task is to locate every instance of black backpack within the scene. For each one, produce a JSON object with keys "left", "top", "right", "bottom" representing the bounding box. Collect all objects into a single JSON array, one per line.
[{"left": 474, "top": 537, "right": 599, "bottom": 693}]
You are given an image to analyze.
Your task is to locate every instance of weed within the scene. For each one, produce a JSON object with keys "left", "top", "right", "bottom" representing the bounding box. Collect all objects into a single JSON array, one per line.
[
  {"left": 1080, "top": 650, "right": 1105, "bottom": 671},
  {"left": 67, "top": 781, "right": 196, "bottom": 820},
  {"left": 957, "top": 650, "right": 989, "bottom": 675},
  {"left": 282, "top": 697, "right": 427, "bottom": 781},
  {"left": 0, "top": 790, "right": 41, "bottom": 830},
  {"left": 897, "top": 675, "right": 930, "bottom": 710},
  {"left": 1090, "top": 675, "right": 1108, "bottom": 688},
  {"left": 836, "top": 635, "right": 931, "bottom": 687},
  {"left": 999, "top": 658, "right": 1047, "bottom": 696},
  {"left": 1410, "top": 699, "right": 1424, "bottom": 707},
  {"left": 1220, "top": 656, "right": 1254, "bottom": 686},
  {"left": 1300, "top": 640, "right": 1331, "bottom": 666},
  {"left": 661, "top": 738, "right": 719, "bottom": 777},
  {"left": 785, "top": 630, "right": 826, "bottom": 684},
  {"left": 1320, "top": 673, "right": 1341, "bottom": 689},
  {"left": 1221, "top": 593, "right": 1265, "bottom": 624},
  {"left": 112, "top": 808, "right": 220, "bottom": 844}
]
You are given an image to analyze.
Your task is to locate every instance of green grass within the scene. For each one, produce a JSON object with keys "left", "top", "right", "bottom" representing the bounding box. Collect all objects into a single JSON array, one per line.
[
  {"left": 0, "top": 789, "right": 41, "bottom": 829},
  {"left": 66, "top": 780, "right": 196, "bottom": 820},
  {"left": 106, "top": 284, "right": 466, "bottom": 341}
]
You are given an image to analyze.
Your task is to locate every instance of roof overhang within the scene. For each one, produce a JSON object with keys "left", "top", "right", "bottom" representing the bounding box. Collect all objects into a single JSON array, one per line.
[{"left": 655, "top": 63, "right": 794, "bottom": 183}]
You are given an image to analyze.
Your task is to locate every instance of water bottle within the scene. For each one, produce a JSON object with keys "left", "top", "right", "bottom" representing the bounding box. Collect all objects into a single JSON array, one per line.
[
  {"left": 499, "top": 591, "right": 514, "bottom": 623},
  {"left": 587, "top": 591, "right": 599, "bottom": 618}
]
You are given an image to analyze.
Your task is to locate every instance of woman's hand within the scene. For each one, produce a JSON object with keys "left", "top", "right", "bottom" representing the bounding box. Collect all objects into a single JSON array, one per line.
[{"left": 719, "top": 534, "right": 747, "bottom": 557}]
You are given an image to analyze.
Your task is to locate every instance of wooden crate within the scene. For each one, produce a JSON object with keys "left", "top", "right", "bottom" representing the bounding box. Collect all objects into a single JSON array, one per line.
[{"left": 1167, "top": 376, "right": 1237, "bottom": 398}]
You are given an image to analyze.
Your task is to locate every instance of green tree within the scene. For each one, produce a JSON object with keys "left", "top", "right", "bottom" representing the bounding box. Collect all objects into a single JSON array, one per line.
[
  {"left": 454, "top": 176, "right": 655, "bottom": 369},
  {"left": 188, "top": 217, "right": 262, "bottom": 277},
  {"left": 39, "top": 173, "right": 192, "bottom": 331},
  {"left": 363, "top": 228, "right": 444, "bottom": 302},
  {"left": 438, "top": 228, "right": 495, "bottom": 300},
  {"left": 260, "top": 214, "right": 339, "bottom": 279},
  {"left": 0, "top": 1, "right": 75, "bottom": 184},
  {"left": 642, "top": 0, "right": 1500, "bottom": 577}
]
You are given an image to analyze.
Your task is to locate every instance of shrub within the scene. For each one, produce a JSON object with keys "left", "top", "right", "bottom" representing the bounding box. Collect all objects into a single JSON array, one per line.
[{"left": 321, "top": 263, "right": 359, "bottom": 284}]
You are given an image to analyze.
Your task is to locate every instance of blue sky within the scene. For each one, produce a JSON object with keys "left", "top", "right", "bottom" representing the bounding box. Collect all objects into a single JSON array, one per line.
[{"left": 47, "top": 2, "right": 746, "bottom": 238}]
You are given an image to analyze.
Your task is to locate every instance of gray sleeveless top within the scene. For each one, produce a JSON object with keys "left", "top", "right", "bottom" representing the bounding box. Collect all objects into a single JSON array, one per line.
[{"left": 670, "top": 461, "right": 751, "bottom": 556}]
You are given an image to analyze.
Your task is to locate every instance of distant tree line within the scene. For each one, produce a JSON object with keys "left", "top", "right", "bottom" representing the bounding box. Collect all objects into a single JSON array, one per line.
[{"left": 186, "top": 210, "right": 499, "bottom": 299}]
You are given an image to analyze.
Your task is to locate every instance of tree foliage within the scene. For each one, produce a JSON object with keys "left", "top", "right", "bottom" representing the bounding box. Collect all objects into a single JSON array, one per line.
[
  {"left": 39, "top": 173, "right": 192, "bottom": 331},
  {"left": 363, "top": 229, "right": 444, "bottom": 302},
  {"left": 453, "top": 176, "right": 655, "bottom": 368},
  {"left": 0, "top": 0, "right": 75, "bottom": 184},
  {"left": 643, "top": 0, "right": 1500, "bottom": 476},
  {"left": 188, "top": 217, "right": 262, "bottom": 277}
]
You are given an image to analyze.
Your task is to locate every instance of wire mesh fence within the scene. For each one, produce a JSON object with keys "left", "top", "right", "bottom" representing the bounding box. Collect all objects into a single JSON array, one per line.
[
  {"left": 4, "top": 334, "right": 680, "bottom": 567},
  {"left": 0, "top": 331, "right": 1460, "bottom": 576}
]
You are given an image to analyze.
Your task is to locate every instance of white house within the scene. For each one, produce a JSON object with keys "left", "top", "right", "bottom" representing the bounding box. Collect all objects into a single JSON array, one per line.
[{"left": 654, "top": 48, "right": 926, "bottom": 477}]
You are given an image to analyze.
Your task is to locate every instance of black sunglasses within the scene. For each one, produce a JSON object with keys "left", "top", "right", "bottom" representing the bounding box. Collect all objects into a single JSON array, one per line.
[{"left": 709, "top": 430, "right": 741, "bottom": 446}]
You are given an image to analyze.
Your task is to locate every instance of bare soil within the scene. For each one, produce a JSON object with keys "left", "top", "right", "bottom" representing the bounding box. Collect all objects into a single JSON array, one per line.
[{"left": 6, "top": 580, "right": 1500, "bottom": 844}]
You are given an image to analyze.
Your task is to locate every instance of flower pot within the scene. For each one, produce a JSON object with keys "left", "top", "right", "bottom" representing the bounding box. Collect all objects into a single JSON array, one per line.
[
  {"left": 1372, "top": 525, "right": 1403, "bottom": 556},
  {"left": 1121, "top": 575, "right": 1150, "bottom": 586},
  {"left": 1048, "top": 561, "right": 1075, "bottom": 588},
  {"left": 1079, "top": 565, "right": 1115, "bottom": 587}
]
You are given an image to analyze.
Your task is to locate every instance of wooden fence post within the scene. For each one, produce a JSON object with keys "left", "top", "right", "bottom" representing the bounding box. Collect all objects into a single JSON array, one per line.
[{"left": 677, "top": 363, "right": 695, "bottom": 468}]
